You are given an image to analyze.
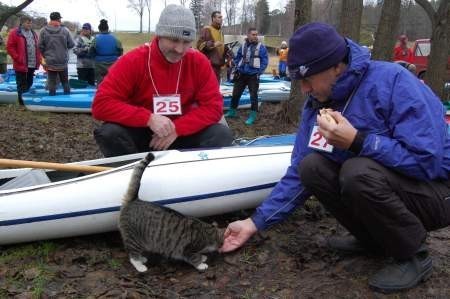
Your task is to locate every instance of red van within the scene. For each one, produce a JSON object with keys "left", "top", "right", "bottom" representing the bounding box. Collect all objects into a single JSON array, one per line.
[{"left": 411, "top": 39, "right": 450, "bottom": 80}]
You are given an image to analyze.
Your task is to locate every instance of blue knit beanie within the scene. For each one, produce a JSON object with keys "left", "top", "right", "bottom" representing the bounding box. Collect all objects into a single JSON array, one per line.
[{"left": 288, "top": 22, "right": 348, "bottom": 79}]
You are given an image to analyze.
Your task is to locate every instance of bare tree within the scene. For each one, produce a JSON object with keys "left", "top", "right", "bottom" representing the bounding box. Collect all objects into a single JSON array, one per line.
[
  {"left": 224, "top": 0, "right": 238, "bottom": 28},
  {"left": 144, "top": 0, "right": 151, "bottom": 33},
  {"left": 0, "top": 0, "right": 34, "bottom": 30},
  {"left": 415, "top": 0, "right": 449, "bottom": 99},
  {"left": 339, "top": 0, "right": 363, "bottom": 41},
  {"left": 128, "top": 0, "right": 145, "bottom": 33},
  {"left": 371, "top": 0, "right": 401, "bottom": 61},
  {"left": 93, "top": 0, "right": 108, "bottom": 20},
  {"left": 277, "top": 0, "right": 312, "bottom": 125},
  {"left": 180, "top": 0, "right": 189, "bottom": 6}
]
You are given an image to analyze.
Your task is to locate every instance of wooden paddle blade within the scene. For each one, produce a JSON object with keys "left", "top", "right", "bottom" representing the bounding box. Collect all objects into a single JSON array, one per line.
[{"left": 0, "top": 159, "right": 112, "bottom": 173}]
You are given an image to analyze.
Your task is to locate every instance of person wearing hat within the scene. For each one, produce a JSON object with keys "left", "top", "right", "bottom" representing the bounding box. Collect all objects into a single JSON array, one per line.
[
  {"left": 393, "top": 34, "right": 413, "bottom": 62},
  {"left": 89, "top": 19, "right": 123, "bottom": 84},
  {"left": 276, "top": 40, "right": 289, "bottom": 78},
  {"left": 6, "top": 15, "right": 41, "bottom": 104},
  {"left": 73, "top": 23, "right": 95, "bottom": 85},
  {"left": 92, "top": 4, "right": 233, "bottom": 157},
  {"left": 38, "top": 12, "right": 75, "bottom": 95},
  {"left": 220, "top": 22, "right": 450, "bottom": 293},
  {"left": 394, "top": 60, "right": 417, "bottom": 74},
  {"left": 224, "top": 28, "right": 268, "bottom": 125}
]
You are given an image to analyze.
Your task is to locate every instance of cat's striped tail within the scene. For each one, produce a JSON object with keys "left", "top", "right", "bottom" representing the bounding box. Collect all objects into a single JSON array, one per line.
[{"left": 122, "top": 152, "right": 155, "bottom": 205}]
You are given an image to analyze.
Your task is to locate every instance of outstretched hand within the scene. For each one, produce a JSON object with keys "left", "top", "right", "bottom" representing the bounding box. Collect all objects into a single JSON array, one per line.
[{"left": 220, "top": 218, "right": 258, "bottom": 253}]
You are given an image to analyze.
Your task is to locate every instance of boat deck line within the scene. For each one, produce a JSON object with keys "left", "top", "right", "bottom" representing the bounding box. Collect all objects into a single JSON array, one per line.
[{"left": 0, "top": 182, "right": 277, "bottom": 226}]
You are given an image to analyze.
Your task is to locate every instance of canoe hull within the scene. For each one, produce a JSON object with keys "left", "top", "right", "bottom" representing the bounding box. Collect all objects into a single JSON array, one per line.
[
  {"left": 0, "top": 145, "right": 292, "bottom": 245},
  {"left": 22, "top": 88, "right": 95, "bottom": 113}
]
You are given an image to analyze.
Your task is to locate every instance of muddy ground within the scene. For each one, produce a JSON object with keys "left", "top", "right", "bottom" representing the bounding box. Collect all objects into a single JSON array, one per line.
[{"left": 0, "top": 103, "right": 449, "bottom": 299}]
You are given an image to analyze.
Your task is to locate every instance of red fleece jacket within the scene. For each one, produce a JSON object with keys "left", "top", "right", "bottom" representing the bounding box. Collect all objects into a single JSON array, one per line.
[{"left": 92, "top": 38, "right": 222, "bottom": 136}]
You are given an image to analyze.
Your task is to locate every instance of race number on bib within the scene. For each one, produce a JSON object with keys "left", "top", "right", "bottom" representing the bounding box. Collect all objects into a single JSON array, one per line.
[
  {"left": 308, "top": 125, "right": 334, "bottom": 153},
  {"left": 153, "top": 95, "right": 182, "bottom": 115}
]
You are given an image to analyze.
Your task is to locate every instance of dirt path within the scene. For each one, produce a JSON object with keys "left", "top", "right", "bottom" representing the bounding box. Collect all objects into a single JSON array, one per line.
[{"left": 1, "top": 104, "right": 449, "bottom": 298}]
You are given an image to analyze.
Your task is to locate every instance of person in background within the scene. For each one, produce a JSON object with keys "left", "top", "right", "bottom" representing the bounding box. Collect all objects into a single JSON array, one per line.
[
  {"left": 393, "top": 34, "right": 413, "bottom": 62},
  {"left": 92, "top": 4, "right": 233, "bottom": 157},
  {"left": 394, "top": 60, "right": 416, "bottom": 74},
  {"left": 221, "top": 22, "right": 450, "bottom": 294},
  {"left": 6, "top": 15, "right": 41, "bottom": 104},
  {"left": 276, "top": 40, "right": 289, "bottom": 78},
  {"left": 38, "top": 12, "right": 74, "bottom": 96},
  {"left": 89, "top": 19, "right": 123, "bottom": 85},
  {"left": 224, "top": 28, "right": 268, "bottom": 125},
  {"left": 73, "top": 23, "right": 95, "bottom": 85},
  {"left": 197, "top": 11, "right": 231, "bottom": 83},
  {"left": 0, "top": 34, "right": 7, "bottom": 75}
]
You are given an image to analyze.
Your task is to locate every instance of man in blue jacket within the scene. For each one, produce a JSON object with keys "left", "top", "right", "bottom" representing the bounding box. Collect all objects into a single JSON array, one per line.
[
  {"left": 224, "top": 27, "right": 268, "bottom": 125},
  {"left": 221, "top": 22, "right": 450, "bottom": 293}
]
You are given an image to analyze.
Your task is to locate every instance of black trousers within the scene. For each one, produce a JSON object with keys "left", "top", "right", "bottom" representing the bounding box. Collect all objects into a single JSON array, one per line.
[
  {"left": 77, "top": 68, "right": 95, "bottom": 85},
  {"left": 47, "top": 68, "right": 69, "bottom": 95},
  {"left": 15, "top": 68, "right": 36, "bottom": 105},
  {"left": 299, "top": 153, "right": 450, "bottom": 260},
  {"left": 230, "top": 73, "right": 259, "bottom": 111},
  {"left": 94, "top": 122, "right": 234, "bottom": 157}
]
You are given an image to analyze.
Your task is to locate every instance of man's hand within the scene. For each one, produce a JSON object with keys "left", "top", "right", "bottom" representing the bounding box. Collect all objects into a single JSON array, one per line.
[
  {"left": 220, "top": 218, "right": 258, "bottom": 253},
  {"left": 147, "top": 114, "right": 175, "bottom": 138},
  {"left": 149, "top": 131, "right": 177, "bottom": 150},
  {"left": 317, "top": 110, "right": 357, "bottom": 149}
]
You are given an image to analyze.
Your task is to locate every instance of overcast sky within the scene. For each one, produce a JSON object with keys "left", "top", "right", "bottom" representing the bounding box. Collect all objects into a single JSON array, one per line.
[{"left": 8, "top": 0, "right": 286, "bottom": 31}]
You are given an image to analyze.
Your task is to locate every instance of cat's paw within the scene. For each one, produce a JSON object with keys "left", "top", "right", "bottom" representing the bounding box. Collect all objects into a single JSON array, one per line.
[
  {"left": 196, "top": 262, "right": 208, "bottom": 271},
  {"left": 134, "top": 264, "right": 148, "bottom": 273},
  {"left": 201, "top": 255, "right": 207, "bottom": 263},
  {"left": 139, "top": 256, "right": 148, "bottom": 263},
  {"left": 130, "top": 257, "right": 148, "bottom": 273}
]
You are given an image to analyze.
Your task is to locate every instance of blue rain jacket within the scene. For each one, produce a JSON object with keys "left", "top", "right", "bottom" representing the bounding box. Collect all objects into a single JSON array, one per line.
[
  {"left": 252, "top": 39, "right": 450, "bottom": 230},
  {"left": 234, "top": 40, "right": 268, "bottom": 76}
]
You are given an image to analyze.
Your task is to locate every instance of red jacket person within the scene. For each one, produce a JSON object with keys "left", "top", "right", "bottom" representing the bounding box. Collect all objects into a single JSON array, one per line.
[{"left": 92, "top": 4, "right": 233, "bottom": 157}]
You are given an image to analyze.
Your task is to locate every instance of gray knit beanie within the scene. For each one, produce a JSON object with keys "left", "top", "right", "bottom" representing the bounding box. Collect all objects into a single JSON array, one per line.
[{"left": 156, "top": 4, "right": 196, "bottom": 42}]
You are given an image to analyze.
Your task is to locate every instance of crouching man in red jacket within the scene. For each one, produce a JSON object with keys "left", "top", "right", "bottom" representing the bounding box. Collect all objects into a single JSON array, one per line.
[{"left": 92, "top": 4, "right": 233, "bottom": 157}]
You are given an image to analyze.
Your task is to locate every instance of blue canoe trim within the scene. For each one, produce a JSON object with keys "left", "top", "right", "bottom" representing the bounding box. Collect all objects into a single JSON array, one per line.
[{"left": 0, "top": 182, "right": 277, "bottom": 226}]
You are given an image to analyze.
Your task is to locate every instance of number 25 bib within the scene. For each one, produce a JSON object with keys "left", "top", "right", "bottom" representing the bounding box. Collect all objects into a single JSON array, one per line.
[{"left": 153, "top": 94, "right": 182, "bottom": 115}]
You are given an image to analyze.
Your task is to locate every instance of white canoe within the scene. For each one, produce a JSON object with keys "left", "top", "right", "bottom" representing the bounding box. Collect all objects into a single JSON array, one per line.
[{"left": 0, "top": 138, "right": 294, "bottom": 245}]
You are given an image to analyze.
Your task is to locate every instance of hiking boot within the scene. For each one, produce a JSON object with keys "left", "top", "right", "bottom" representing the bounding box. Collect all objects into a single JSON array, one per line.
[
  {"left": 245, "top": 111, "right": 257, "bottom": 125},
  {"left": 225, "top": 108, "right": 237, "bottom": 118},
  {"left": 369, "top": 245, "right": 433, "bottom": 294},
  {"left": 326, "top": 235, "right": 365, "bottom": 253}
]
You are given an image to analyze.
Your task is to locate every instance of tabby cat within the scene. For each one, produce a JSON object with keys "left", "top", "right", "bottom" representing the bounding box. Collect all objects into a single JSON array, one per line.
[{"left": 119, "top": 152, "right": 224, "bottom": 272}]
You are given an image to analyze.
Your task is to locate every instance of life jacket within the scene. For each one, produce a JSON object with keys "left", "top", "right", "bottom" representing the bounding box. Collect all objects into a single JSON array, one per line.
[{"left": 238, "top": 41, "right": 262, "bottom": 69}]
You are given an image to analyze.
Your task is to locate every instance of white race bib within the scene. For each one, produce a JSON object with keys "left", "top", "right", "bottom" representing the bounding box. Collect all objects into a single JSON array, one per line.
[
  {"left": 308, "top": 125, "right": 334, "bottom": 153},
  {"left": 153, "top": 94, "right": 182, "bottom": 115}
]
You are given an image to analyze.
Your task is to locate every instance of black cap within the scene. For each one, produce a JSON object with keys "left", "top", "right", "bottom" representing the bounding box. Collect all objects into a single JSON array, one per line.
[{"left": 50, "top": 12, "right": 62, "bottom": 20}]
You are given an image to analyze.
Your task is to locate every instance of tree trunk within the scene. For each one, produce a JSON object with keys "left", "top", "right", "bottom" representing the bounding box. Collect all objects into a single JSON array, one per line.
[
  {"left": 371, "top": 0, "right": 401, "bottom": 61},
  {"left": 338, "top": 0, "right": 363, "bottom": 42},
  {"left": 415, "top": 0, "right": 449, "bottom": 100},
  {"left": 277, "top": 0, "right": 311, "bottom": 126},
  {"left": 0, "top": 0, "right": 34, "bottom": 30}
]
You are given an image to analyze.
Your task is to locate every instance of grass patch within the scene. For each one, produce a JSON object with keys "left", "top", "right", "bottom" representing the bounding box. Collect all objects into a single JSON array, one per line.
[
  {"left": 29, "top": 261, "right": 55, "bottom": 299},
  {"left": 108, "top": 258, "right": 122, "bottom": 270},
  {"left": 114, "top": 32, "right": 153, "bottom": 53},
  {"left": 239, "top": 247, "right": 257, "bottom": 265},
  {"left": 1, "top": 242, "right": 58, "bottom": 298},
  {"left": 0, "top": 241, "right": 58, "bottom": 264}
]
